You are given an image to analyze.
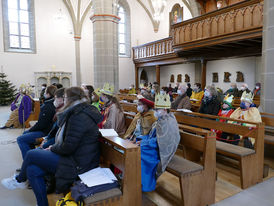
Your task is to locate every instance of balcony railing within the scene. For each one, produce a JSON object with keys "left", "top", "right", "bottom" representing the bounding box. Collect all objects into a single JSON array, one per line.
[
  {"left": 133, "top": 37, "right": 174, "bottom": 61},
  {"left": 132, "top": 0, "right": 263, "bottom": 63},
  {"left": 171, "top": 0, "right": 263, "bottom": 50}
]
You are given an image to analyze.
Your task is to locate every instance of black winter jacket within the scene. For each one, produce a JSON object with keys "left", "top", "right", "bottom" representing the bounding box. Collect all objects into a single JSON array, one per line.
[
  {"left": 51, "top": 102, "right": 103, "bottom": 193},
  {"left": 199, "top": 96, "right": 221, "bottom": 116},
  {"left": 29, "top": 98, "right": 55, "bottom": 135}
]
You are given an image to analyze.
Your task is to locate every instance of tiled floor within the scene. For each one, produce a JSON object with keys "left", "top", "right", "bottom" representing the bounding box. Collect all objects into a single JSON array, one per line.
[{"left": 0, "top": 106, "right": 36, "bottom": 206}]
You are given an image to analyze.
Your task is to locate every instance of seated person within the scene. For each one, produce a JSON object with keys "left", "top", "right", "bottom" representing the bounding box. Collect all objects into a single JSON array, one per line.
[
  {"left": 40, "top": 88, "right": 65, "bottom": 149},
  {"left": 229, "top": 91, "right": 262, "bottom": 147},
  {"left": 190, "top": 83, "right": 204, "bottom": 103},
  {"left": 224, "top": 83, "right": 238, "bottom": 97},
  {"left": 171, "top": 84, "right": 191, "bottom": 110},
  {"left": 17, "top": 85, "right": 57, "bottom": 159},
  {"left": 199, "top": 85, "right": 221, "bottom": 116},
  {"left": 91, "top": 88, "right": 101, "bottom": 111},
  {"left": 128, "top": 84, "right": 136, "bottom": 94},
  {"left": 186, "top": 83, "right": 193, "bottom": 98},
  {"left": 136, "top": 93, "right": 180, "bottom": 192},
  {"left": 98, "top": 83, "right": 126, "bottom": 136},
  {"left": 215, "top": 95, "right": 238, "bottom": 144},
  {"left": 81, "top": 84, "right": 94, "bottom": 101},
  {"left": 1, "top": 87, "right": 102, "bottom": 206},
  {"left": 1, "top": 84, "right": 32, "bottom": 129},
  {"left": 253, "top": 82, "right": 261, "bottom": 97},
  {"left": 39, "top": 83, "right": 47, "bottom": 104},
  {"left": 237, "top": 83, "right": 251, "bottom": 97},
  {"left": 123, "top": 95, "right": 156, "bottom": 140},
  {"left": 150, "top": 82, "right": 160, "bottom": 100}
]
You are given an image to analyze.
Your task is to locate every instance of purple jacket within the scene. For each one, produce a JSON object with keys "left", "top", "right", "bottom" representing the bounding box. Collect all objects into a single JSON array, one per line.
[
  {"left": 10, "top": 94, "right": 20, "bottom": 111},
  {"left": 11, "top": 94, "right": 32, "bottom": 124}
]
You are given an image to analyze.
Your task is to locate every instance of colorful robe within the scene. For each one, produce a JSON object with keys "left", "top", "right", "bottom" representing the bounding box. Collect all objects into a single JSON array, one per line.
[
  {"left": 138, "top": 113, "right": 180, "bottom": 192},
  {"left": 10, "top": 94, "right": 32, "bottom": 124}
]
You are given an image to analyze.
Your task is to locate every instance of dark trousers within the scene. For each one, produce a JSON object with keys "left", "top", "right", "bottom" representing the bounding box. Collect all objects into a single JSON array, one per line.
[
  {"left": 16, "top": 149, "right": 60, "bottom": 206},
  {"left": 220, "top": 132, "right": 240, "bottom": 145},
  {"left": 17, "top": 130, "right": 45, "bottom": 159}
]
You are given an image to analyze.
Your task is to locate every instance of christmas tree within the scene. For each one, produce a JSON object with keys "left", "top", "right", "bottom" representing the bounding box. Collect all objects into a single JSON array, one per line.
[{"left": 0, "top": 72, "right": 17, "bottom": 105}]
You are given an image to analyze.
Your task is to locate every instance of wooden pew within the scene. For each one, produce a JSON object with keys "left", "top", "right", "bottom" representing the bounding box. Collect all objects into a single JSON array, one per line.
[
  {"left": 166, "top": 130, "right": 216, "bottom": 206},
  {"left": 174, "top": 111, "right": 265, "bottom": 189},
  {"left": 261, "top": 112, "right": 274, "bottom": 145},
  {"left": 119, "top": 89, "right": 129, "bottom": 94},
  {"left": 25, "top": 99, "right": 40, "bottom": 128},
  {"left": 120, "top": 105, "right": 216, "bottom": 205},
  {"left": 117, "top": 94, "right": 137, "bottom": 103},
  {"left": 120, "top": 102, "right": 137, "bottom": 113},
  {"left": 48, "top": 135, "right": 142, "bottom": 206}
]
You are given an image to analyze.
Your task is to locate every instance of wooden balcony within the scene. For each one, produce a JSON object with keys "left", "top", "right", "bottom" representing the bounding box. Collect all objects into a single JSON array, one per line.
[
  {"left": 132, "top": 0, "right": 264, "bottom": 66},
  {"left": 132, "top": 37, "right": 181, "bottom": 66},
  {"left": 171, "top": 0, "right": 263, "bottom": 59}
]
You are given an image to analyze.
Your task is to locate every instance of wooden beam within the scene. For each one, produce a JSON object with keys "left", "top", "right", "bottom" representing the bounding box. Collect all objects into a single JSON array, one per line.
[
  {"left": 135, "top": 66, "right": 139, "bottom": 90},
  {"left": 156, "top": 65, "right": 160, "bottom": 85},
  {"left": 201, "top": 60, "right": 207, "bottom": 90}
]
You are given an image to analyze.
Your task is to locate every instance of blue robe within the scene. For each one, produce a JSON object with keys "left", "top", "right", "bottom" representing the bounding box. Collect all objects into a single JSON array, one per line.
[{"left": 137, "top": 128, "right": 160, "bottom": 192}]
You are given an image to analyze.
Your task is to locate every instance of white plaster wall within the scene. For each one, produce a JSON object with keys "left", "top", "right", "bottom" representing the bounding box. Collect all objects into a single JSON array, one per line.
[
  {"left": 160, "top": 63, "right": 196, "bottom": 87},
  {"left": 0, "top": 0, "right": 95, "bottom": 93},
  {"left": 206, "top": 57, "right": 257, "bottom": 92},
  {"left": 80, "top": 11, "right": 94, "bottom": 86},
  {"left": 129, "top": 0, "right": 192, "bottom": 46}
]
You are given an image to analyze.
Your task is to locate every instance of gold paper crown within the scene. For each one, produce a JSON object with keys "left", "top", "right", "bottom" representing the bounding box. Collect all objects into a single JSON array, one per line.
[
  {"left": 101, "top": 83, "right": 114, "bottom": 96},
  {"left": 223, "top": 94, "right": 234, "bottom": 105},
  {"left": 19, "top": 84, "right": 32, "bottom": 95},
  {"left": 94, "top": 88, "right": 101, "bottom": 96},
  {"left": 241, "top": 91, "right": 253, "bottom": 104},
  {"left": 155, "top": 93, "right": 171, "bottom": 109}
]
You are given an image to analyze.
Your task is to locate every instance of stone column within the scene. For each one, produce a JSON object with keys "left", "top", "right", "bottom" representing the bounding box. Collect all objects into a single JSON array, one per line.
[
  {"left": 91, "top": 0, "right": 120, "bottom": 92},
  {"left": 74, "top": 37, "right": 81, "bottom": 86},
  {"left": 261, "top": 0, "right": 274, "bottom": 113}
]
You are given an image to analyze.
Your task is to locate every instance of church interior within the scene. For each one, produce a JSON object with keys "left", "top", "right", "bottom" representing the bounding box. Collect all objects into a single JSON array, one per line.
[{"left": 1, "top": 0, "right": 274, "bottom": 205}]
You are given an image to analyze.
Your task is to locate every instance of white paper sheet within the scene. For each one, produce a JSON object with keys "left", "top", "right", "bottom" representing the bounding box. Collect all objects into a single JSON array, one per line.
[
  {"left": 99, "top": 129, "right": 118, "bottom": 137},
  {"left": 79, "top": 167, "right": 117, "bottom": 187},
  {"left": 176, "top": 109, "right": 193, "bottom": 113}
]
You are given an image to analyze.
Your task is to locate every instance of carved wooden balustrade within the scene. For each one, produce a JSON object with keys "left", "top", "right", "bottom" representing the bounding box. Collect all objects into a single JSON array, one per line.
[
  {"left": 171, "top": 0, "right": 263, "bottom": 52},
  {"left": 133, "top": 37, "right": 175, "bottom": 62},
  {"left": 132, "top": 0, "right": 263, "bottom": 65}
]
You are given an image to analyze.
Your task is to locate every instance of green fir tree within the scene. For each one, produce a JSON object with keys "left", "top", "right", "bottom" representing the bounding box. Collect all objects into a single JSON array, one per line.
[{"left": 0, "top": 72, "right": 16, "bottom": 105}]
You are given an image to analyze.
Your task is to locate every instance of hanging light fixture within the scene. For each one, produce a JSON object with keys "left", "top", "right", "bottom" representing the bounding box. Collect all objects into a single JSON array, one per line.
[{"left": 152, "top": 0, "right": 167, "bottom": 22}]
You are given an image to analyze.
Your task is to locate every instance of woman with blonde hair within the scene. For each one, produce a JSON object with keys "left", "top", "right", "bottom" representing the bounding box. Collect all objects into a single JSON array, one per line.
[{"left": 2, "top": 87, "right": 102, "bottom": 206}]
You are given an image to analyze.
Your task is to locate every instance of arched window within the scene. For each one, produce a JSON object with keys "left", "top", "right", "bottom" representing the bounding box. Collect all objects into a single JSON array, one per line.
[
  {"left": 2, "top": 0, "right": 36, "bottom": 53},
  {"left": 118, "top": 1, "right": 131, "bottom": 57}
]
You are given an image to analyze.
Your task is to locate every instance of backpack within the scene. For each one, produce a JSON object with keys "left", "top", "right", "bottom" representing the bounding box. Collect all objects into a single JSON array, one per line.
[{"left": 56, "top": 192, "right": 84, "bottom": 206}]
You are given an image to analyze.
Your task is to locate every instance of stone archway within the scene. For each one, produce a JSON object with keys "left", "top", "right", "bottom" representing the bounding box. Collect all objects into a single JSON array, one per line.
[{"left": 140, "top": 69, "right": 148, "bottom": 83}]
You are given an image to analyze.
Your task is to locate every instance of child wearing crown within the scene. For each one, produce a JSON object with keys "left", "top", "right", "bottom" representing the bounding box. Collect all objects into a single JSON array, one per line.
[
  {"left": 215, "top": 95, "right": 238, "bottom": 144},
  {"left": 98, "top": 83, "right": 126, "bottom": 136},
  {"left": 136, "top": 93, "right": 180, "bottom": 192},
  {"left": 229, "top": 91, "right": 262, "bottom": 147}
]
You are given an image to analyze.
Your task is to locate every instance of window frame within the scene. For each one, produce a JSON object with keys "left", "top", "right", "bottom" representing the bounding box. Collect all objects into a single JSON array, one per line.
[
  {"left": 2, "top": 0, "right": 36, "bottom": 53},
  {"left": 117, "top": 1, "right": 131, "bottom": 58}
]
